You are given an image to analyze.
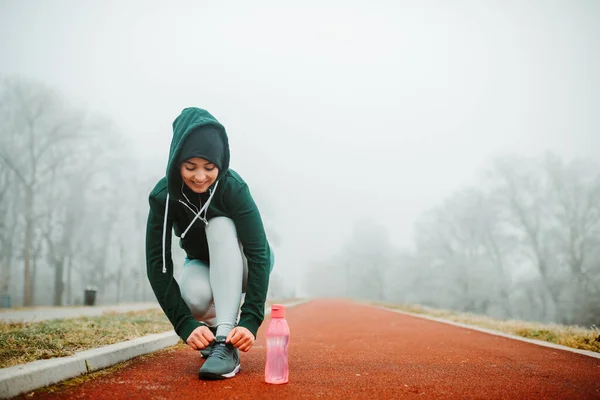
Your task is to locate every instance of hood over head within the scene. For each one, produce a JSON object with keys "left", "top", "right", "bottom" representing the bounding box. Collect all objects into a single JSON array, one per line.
[{"left": 166, "top": 107, "right": 230, "bottom": 200}]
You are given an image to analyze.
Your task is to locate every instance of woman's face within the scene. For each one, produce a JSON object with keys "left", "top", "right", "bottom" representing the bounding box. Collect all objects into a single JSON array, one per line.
[{"left": 180, "top": 157, "right": 219, "bottom": 193}]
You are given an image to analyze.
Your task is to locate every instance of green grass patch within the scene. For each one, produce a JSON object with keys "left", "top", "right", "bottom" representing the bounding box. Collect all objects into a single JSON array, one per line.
[
  {"left": 375, "top": 301, "right": 600, "bottom": 353},
  {"left": 0, "top": 309, "right": 174, "bottom": 369}
]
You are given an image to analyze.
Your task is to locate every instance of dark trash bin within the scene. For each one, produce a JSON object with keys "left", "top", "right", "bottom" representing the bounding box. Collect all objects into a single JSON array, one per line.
[
  {"left": 1, "top": 295, "right": 11, "bottom": 308},
  {"left": 84, "top": 289, "right": 97, "bottom": 306}
]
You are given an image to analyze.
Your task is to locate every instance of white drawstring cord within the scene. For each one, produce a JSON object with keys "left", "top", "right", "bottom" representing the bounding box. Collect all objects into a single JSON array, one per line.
[
  {"left": 162, "top": 194, "right": 170, "bottom": 273},
  {"left": 180, "top": 181, "right": 219, "bottom": 238},
  {"left": 161, "top": 181, "right": 220, "bottom": 274}
]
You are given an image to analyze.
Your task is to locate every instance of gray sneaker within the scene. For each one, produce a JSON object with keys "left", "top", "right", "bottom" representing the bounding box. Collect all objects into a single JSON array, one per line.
[{"left": 198, "top": 336, "right": 240, "bottom": 380}]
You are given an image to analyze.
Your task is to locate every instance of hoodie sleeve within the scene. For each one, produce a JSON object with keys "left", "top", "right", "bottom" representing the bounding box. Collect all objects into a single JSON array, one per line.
[
  {"left": 146, "top": 187, "right": 204, "bottom": 342},
  {"left": 225, "top": 182, "right": 272, "bottom": 338}
]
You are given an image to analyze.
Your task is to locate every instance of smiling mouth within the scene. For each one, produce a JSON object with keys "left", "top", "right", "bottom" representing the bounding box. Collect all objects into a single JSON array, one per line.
[{"left": 192, "top": 180, "right": 207, "bottom": 186}]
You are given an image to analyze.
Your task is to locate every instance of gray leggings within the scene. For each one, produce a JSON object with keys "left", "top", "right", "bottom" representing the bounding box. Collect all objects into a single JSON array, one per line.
[{"left": 179, "top": 217, "right": 248, "bottom": 338}]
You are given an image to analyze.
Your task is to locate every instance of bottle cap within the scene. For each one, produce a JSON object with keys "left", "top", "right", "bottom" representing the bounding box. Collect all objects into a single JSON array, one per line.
[{"left": 271, "top": 304, "right": 286, "bottom": 318}]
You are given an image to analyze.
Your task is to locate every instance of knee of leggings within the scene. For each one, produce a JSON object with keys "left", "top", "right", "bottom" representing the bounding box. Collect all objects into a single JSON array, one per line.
[
  {"left": 185, "top": 295, "right": 213, "bottom": 320},
  {"left": 206, "top": 217, "right": 237, "bottom": 243}
]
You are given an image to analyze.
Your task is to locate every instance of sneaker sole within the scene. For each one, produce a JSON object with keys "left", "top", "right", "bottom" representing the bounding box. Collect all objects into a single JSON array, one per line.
[{"left": 198, "top": 364, "right": 241, "bottom": 380}]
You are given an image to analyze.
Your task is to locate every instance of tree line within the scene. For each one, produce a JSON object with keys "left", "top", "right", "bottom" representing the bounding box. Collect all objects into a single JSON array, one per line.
[
  {"left": 0, "top": 77, "right": 153, "bottom": 306},
  {"left": 306, "top": 154, "right": 600, "bottom": 326}
]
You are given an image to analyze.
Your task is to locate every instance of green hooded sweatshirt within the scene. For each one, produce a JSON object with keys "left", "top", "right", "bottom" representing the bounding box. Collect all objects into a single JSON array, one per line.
[{"left": 145, "top": 107, "right": 272, "bottom": 342}]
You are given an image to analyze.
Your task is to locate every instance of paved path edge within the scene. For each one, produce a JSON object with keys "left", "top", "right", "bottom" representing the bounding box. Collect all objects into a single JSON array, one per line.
[
  {"left": 0, "top": 299, "right": 310, "bottom": 399},
  {"left": 367, "top": 301, "right": 600, "bottom": 360}
]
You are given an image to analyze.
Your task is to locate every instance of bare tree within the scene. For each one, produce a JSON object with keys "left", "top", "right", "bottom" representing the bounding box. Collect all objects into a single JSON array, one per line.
[
  {"left": 543, "top": 154, "right": 600, "bottom": 324},
  {"left": 413, "top": 188, "right": 512, "bottom": 315},
  {"left": 41, "top": 183, "right": 81, "bottom": 305},
  {"left": 0, "top": 77, "right": 138, "bottom": 307},
  {"left": 0, "top": 160, "right": 20, "bottom": 302},
  {"left": 0, "top": 78, "right": 84, "bottom": 306},
  {"left": 489, "top": 156, "right": 561, "bottom": 320},
  {"left": 544, "top": 154, "right": 600, "bottom": 285},
  {"left": 42, "top": 115, "right": 125, "bottom": 306}
]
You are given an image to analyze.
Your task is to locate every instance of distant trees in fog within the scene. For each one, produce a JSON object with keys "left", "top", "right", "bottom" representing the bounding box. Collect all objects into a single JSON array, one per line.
[
  {"left": 307, "top": 153, "right": 600, "bottom": 326},
  {"left": 0, "top": 76, "right": 151, "bottom": 306}
]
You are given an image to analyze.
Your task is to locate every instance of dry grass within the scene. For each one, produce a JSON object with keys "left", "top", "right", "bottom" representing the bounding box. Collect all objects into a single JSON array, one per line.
[
  {"left": 0, "top": 299, "right": 300, "bottom": 369},
  {"left": 375, "top": 301, "right": 600, "bottom": 353},
  {"left": 0, "top": 309, "right": 174, "bottom": 369}
]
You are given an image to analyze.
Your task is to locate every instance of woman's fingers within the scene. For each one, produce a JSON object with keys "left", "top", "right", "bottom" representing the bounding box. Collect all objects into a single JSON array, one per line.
[
  {"left": 226, "top": 327, "right": 254, "bottom": 352},
  {"left": 227, "top": 328, "right": 246, "bottom": 347},
  {"left": 226, "top": 327, "right": 240, "bottom": 344},
  {"left": 187, "top": 326, "right": 215, "bottom": 350},
  {"left": 239, "top": 340, "right": 253, "bottom": 352},
  {"left": 187, "top": 336, "right": 201, "bottom": 350},
  {"left": 186, "top": 340, "right": 197, "bottom": 350},
  {"left": 229, "top": 329, "right": 248, "bottom": 345},
  {"left": 203, "top": 325, "right": 216, "bottom": 341}
]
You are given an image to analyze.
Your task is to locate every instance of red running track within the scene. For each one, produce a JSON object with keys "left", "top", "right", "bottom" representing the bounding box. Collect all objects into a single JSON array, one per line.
[{"left": 17, "top": 299, "right": 600, "bottom": 399}]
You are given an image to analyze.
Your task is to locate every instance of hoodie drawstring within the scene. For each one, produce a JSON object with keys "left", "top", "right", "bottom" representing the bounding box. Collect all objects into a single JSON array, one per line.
[
  {"left": 179, "top": 181, "right": 219, "bottom": 239},
  {"left": 161, "top": 181, "right": 220, "bottom": 274},
  {"left": 162, "top": 194, "right": 170, "bottom": 273}
]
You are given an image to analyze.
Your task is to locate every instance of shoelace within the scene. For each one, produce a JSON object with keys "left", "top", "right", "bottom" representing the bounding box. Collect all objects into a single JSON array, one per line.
[{"left": 209, "top": 340, "right": 232, "bottom": 360}]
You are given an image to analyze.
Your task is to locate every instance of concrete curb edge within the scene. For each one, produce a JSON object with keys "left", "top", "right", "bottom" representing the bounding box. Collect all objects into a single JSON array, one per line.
[{"left": 0, "top": 331, "right": 180, "bottom": 399}]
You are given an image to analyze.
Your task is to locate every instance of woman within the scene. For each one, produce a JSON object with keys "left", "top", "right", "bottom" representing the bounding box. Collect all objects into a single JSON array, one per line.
[{"left": 145, "top": 107, "right": 274, "bottom": 380}]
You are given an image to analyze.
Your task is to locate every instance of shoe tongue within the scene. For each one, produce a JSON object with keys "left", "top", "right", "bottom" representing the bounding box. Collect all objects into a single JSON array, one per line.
[
  {"left": 215, "top": 336, "right": 227, "bottom": 344},
  {"left": 210, "top": 337, "right": 230, "bottom": 359}
]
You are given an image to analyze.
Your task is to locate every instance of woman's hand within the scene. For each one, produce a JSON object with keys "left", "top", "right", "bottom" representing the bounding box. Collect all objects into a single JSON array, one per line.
[
  {"left": 226, "top": 326, "right": 255, "bottom": 352},
  {"left": 186, "top": 326, "right": 216, "bottom": 350}
]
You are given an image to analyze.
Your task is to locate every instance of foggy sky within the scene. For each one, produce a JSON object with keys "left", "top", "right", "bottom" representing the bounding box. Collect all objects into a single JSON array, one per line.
[{"left": 1, "top": 0, "right": 599, "bottom": 288}]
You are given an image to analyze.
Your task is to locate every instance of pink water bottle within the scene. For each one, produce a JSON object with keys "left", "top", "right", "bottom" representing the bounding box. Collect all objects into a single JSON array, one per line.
[{"left": 265, "top": 304, "right": 290, "bottom": 384}]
